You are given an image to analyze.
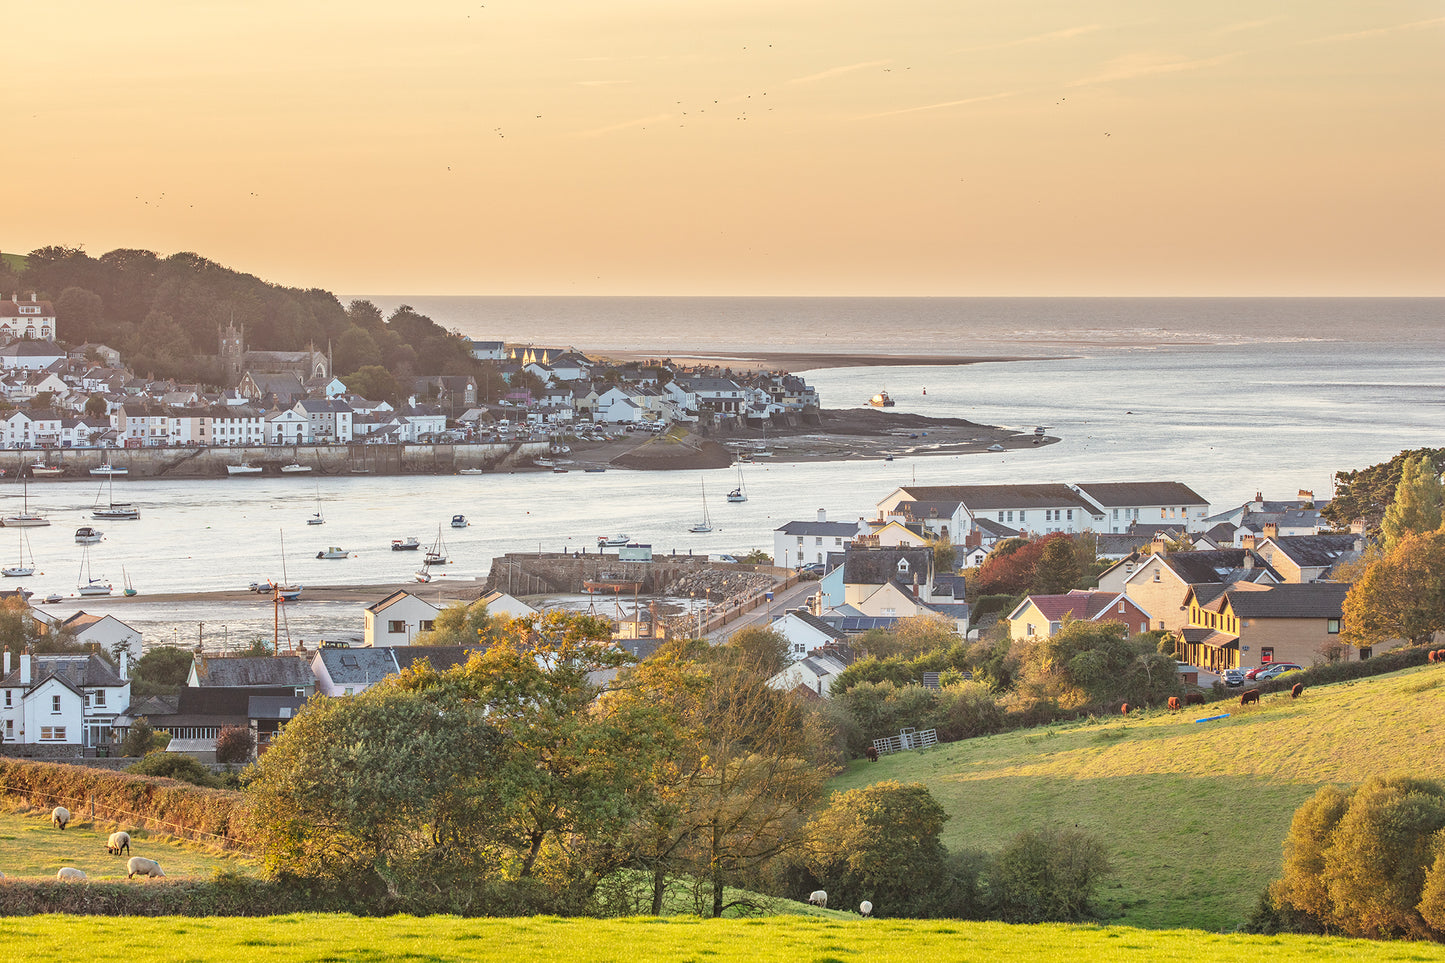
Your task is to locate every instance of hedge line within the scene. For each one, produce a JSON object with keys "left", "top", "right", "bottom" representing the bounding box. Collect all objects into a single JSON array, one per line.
[{"left": 0, "top": 759, "right": 253, "bottom": 852}]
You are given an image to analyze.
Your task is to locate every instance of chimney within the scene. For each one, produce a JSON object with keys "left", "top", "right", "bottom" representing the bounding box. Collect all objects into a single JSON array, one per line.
[
  {"left": 120, "top": 650, "right": 129, "bottom": 681},
  {"left": 1241, "top": 534, "right": 1256, "bottom": 551},
  {"left": 1354, "top": 536, "right": 1366, "bottom": 553},
  {"left": 1243, "top": 553, "right": 1254, "bottom": 570},
  {"left": 1350, "top": 518, "right": 1366, "bottom": 535},
  {"left": 20, "top": 653, "right": 32, "bottom": 685},
  {"left": 817, "top": 509, "right": 827, "bottom": 523},
  {"left": 3, "top": 651, "right": 9, "bottom": 677},
  {"left": 1263, "top": 523, "right": 1278, "bottom": 539}
]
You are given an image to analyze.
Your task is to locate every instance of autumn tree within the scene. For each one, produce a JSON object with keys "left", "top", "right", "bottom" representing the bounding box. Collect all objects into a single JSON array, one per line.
[
  {"left": 413, "top": 600, "right": 504, "bottom": 648},
  {"left": 1326, "top": 448, "right": 1445, "bottom": 531},
  {"left": 1342, "top": 529, "right": 1445, "bottom": 648}
]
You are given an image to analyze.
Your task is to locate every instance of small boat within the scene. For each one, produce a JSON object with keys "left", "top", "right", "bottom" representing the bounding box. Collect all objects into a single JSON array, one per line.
[
  {"left": 93, "top": 472, "right": 139, "bottom": 520},
  {"left": 78, "top": 547, "right": 112, "bottom": 596},
  {"left": 884, "top": 454, "right": 894, "bottom": 461},
  {"left": 988, "top": 443, "right": 1005, "bottom": 452},
  {"left": 870, "top": 391, "right": 895, "bottom": 408},
  {"left": 597, "top": 534, "right": 631, "bottom": 547},
  {"left": 43, "top": 593, "right": 63, "bottom": 604},
  {"left": 424, "top": 526, "right": 449, "bottom": 566},
  {"left": 583, "top": 467, "right": 607, "bottom": 473},
  {"left": 459, "top": 468, "right": 486, "bottom": 475},
  {"left": 552, "top": 466, "right": 570, "bottom": 473},
  {"left": 1033, "top": 426, "right": 1052, "bottom": 436},
  {"left": 280, "top": 463, "right": 312, "bottom": 473},
  {"left": 415, "top": 562, "right": 434, "bottom": 583},
  {"left": 534, "top": 457, "right": 556, "bottom": 468},
  {"left": 451, "top": 515, "right": 469, "bottom": 529},
  {"left": 726, "top": 466, "right": 747, "bottom": 503},
  {"left": 271, "top": 580, "right": 302, "bottom": 601},
  {"left": 307, "top": 486, "right": 324, "bottom": 525},
  {"left": 688, "top": 479, "right": 713, "bottom": 533},
  {"left": 74, "top": 526, "right": 104, "bottom": 544},
  {"left": 29, "top": 462, "right": 63, "bottom": 478},
  {"left": 122, "top": 567, "right": 137, "bottom": 597},
  {"left": 90, "top": 464, "right": 128, "bottom": 476},
  {"left": 316, "top": 546, "right": 349, "bottom": 559},
  {"left": 4, "top": 472, "right": 49, "bottom": 527},
  {"left": 349, "top": 467, "right": 371, "bottom": 474},
  {"left": 392, "top": 536, "right": 421, "bottom": 551},
  {"left": 227, "top": 462, "right": 263, "bottom": 475},
  {"left": 3, "top": 526, "right": 35, "bottom": 577}
]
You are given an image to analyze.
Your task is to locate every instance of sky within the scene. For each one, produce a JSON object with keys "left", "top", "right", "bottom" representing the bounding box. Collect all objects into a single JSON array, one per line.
[{"left": 4, "top": 1, "right": 1443, "bottom": 297}]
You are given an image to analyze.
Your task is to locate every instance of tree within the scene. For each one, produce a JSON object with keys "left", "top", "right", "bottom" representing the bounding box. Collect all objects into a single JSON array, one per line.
[
  {"left": 1381, "top": 452, "right": 1445, "bottom": 552},
  {"left": 722, "top": 626, "right": 790, "bottom": 678},
  {"left": 414, "top": 600, "right": 504, "bottom": 648},
  {"left": 1033, "top": 538, "right": 1082, "bottom": 594},
  {"left": 972, "top": 533, "right": 1072, "bottom": 596},
  {"left": 1342, "top": 529, "right": 1445, "bottom": 648},
  {"left": 931, "top": 537, "right": 957, "bottom": 575},
  {"left": 1326, "top": 448, "right": 1445, "bottom": 531},
  {"left": 215, "top": 725, "right": 256, "bottom": 764},
  {"left": 1270, "top": 774, "right": 1445, "bottom": 940},
  {"left": 120, "top": 717, "right": 165, "bottom": 757},
  {"left": 341, "top": 364, "right": 403, "bottom": 404},
  {"left": 333, "top": 327, "right": 382, "bottom": 374},
  {"left": 84, "top": 393, "right": 107, "bottom": 418},
  {"left": 738, "top": 549, "right": 772, "bottom": 565},
  {"left": 54, "top": 286, "right": 104, "bottom": 344},
  {"left": 132, "top": 645, "right": 195, "bottom": 696},
  {"left": 984, "top": 826, "right": 1113, "bottom": 922}
]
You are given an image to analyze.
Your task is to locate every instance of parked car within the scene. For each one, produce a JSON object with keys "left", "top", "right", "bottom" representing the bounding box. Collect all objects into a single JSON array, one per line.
[
  {"left": 1256, "top": 662, "right": 1304, "bottom": 681},
  {"left": 1222, "top": 668, "right": 1249, "bottom": 687}
]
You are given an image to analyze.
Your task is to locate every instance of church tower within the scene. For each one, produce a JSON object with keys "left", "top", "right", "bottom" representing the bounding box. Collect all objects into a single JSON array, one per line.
[{"left": 219, "top": 320, "right": 245, "bottom": 384}]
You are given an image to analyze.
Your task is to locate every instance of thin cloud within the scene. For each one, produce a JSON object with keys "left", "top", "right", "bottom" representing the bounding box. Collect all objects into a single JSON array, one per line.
[
  {"left": 1299, "top": 15, "right": 1445, "bottom": 45},
  {"left": 1214, "top": 16, "right": 1285, "bottom": 35},
  {"left": 1067, "top": 52, "right": 1238, "bottom": 87},
  {"left": 856, "top": 91, "right": 1016, "bottom": 120},
  {"left": 789, "top": 59, "right": 892, "bottom": 85},
  {"left": 962, "top": 25, "right": 1101, "bottom": 53},
  {"left": 576, "top": 113, "right": 671, "bottom": 137}
]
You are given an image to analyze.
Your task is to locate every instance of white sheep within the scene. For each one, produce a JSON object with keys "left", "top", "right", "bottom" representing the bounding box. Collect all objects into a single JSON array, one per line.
[
  {"left": 52, "top": 806, "right": 71, "bottom": 830},
  {"left": 57, "top": 867, "right": 87, "bottom": 882},
  {"left": 127, "top": 856, "right": 165, "bottom": 880},
  {"left": 859, "top": 900, "right": 873, "bottom": 917},
  {"left": 808, "top": 890, "right": 828, "bottom": 909},
  {"left": 107, "top": 831, "right": 131, "bottom": 856}
]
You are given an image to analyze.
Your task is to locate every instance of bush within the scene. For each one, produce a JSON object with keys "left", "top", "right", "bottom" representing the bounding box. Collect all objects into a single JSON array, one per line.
[
  {"left": 214, "top": 726, "right": 255, "bottom": 765},
  {"left": 984, "top": 826, "right": 1113, "bottom": 923},
  {"left": 127, "top": 752, "right": 221, "bottom": 788},
  {"left": 120, "top": 717, "right": 159, "bottom": 758}
]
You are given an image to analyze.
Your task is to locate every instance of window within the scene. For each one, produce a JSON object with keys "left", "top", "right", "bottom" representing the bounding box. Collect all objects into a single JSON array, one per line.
[
  {"left": 1112, "top": 509, "right": 1119, "bottom": 519},
  {"left": 1118, "top": 601, "right": 1126, "bottom": 614},
  {"left": 41, "top": 726, "right": 66, "bottom": 741},
  {"left": 344, "top": 687, "right": 355, "bottom": 696},
  {"left": 1359, "top": 646, "right": 1372, "bottom": 660},
  {"left": 897, "top": 558, "right": 910, "bottom": 573},
  {"left": 95, "top": 689, "right": 105, "bottom": 706},
  {"left": 1260, "top": 646, "right": 1275, "bottom": 664},
  {"left": 1153, "top": 571, "right": 1161, "bottom": 583},
  {"left": 3, "top": 690, "right": 10, "bottom": 707},
  {"left": 815, "top": 537, "right": 822, "bottom": 545},
  {"left": 388, "top": 620, "right": 406, "bottom": 634},
  {"left": 1067, "top": 509, "right": 1073, "bottom": 520},
  {"left": 1326, "top": 618, "right": 1340, "bottom": 634},
  {"left": 419, "top": 620, "right": 435, "bottom": 631},
  {"left": 52, "top": 694, "right": 62, "bottom": 713}
]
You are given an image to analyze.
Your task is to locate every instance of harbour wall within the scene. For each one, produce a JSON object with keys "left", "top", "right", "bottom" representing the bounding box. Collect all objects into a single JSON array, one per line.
[{"left": 1, "top": 442, "right": 551, "bottom": 479}]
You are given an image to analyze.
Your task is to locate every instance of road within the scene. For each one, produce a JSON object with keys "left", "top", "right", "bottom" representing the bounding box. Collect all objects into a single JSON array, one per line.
[{"left": 704, "top": 576, "right": 818, "bottom": 641}]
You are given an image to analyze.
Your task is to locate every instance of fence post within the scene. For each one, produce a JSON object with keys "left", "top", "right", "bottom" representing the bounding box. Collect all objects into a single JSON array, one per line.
[{"left": 89, "top": 793, "right": 95, "bottom": 825}]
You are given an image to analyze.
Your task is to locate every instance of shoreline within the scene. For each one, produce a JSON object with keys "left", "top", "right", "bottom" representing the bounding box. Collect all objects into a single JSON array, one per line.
[{"left": 598, "top": 350, "right": 1072, "bottom": 373}]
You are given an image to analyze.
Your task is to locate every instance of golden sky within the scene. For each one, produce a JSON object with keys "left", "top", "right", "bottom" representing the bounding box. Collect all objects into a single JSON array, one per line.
[{"left": 5, "top": 1, "right": 1443, "bottom": 296}]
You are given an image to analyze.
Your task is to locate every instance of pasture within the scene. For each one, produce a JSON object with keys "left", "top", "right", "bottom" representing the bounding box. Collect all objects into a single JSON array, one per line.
[
  {"left": 0, "top": 808, "right": 254, "bottom": 882},
  {"left": 830, "top": 664, "right": 1445, "bottom": 931},
  {"left": 4, "top": 915, "right": 1444, "bottom": 962}
]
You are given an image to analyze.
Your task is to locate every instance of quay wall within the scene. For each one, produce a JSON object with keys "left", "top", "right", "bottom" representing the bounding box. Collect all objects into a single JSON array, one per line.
[
  {"left": 1, "top": 442, "right": 550, "bottom": 479},
  {"left": 485, "top": 551, "right": 717, "bottom": 596}
]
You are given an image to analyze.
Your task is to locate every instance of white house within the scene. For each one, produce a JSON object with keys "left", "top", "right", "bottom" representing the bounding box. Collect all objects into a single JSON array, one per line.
[
  {"left": 55, "top": 612, "right": 144, "bottom": 659},
  {"left": 477, "top": 590, "right": 539, "bottom": 619},
  {"left": 469, "top": 339, "right": 506, "bottom": 361},
  {"left": 266, "top": 407, "right": 312, "bottom": 445},
  {"left": 363, "top": 590, "right": 441, "bottom": 647},
  {"left": 766, "top": 652, "right": 850, "bottom": 698},
  {"left": 294, "top": 398, "right": 355, "bottom": 443},
  {"left": 0, "top": 340, "right": 66, "bottom": 371},
  {"left": 773, "top": 510, "right": 865, "bottom": 568},
  {"left": 877, "top": 484, "right": 1104, "bottom": 541},
  {"left": 310, "top": 646, "right": 399, "bottom": 697},
  {"left": 1, "top": 651, "right": 131, "bottom": 752},
  {"left": 1070, "top": 482, "right": 1210, "bottom": 534},
  {"left": 768, "top": 610, "right": 848, "bottom": 661},
  {"left": 0, "top": 294, "right": 57, "bottom": 341}
]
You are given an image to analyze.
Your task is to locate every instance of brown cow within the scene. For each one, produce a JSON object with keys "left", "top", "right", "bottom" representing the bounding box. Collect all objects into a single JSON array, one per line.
[
  {"left": 1184, "top": 692, "right": 1206, "bottom": 707},
  {"left": 1240, "top": 689, "right": 1261, "bottom": 706},
  {"left": 1431, "top": 650, "right": 1439, "bottom": 664},
  {"left": 864, "top": 746, "right": 879, "bottom": 762},
  {"left": 1167, "top": 696, "right": 1181, "bottom": 710},
  {"left": 1120, "top": 703, "right": 1130, "bottom": 715},
  {"left": 1290, "top": 682, "right": 1304, "bottom": 699}
]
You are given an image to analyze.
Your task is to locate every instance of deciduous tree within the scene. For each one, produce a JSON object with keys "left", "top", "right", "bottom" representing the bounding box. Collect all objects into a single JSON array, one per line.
[
  {"left": 1342, "top": 530, "right": 1445, "bottom": 648},
  {"left": 1381, "top": 452, "right": 1445, "bottom": 552}
]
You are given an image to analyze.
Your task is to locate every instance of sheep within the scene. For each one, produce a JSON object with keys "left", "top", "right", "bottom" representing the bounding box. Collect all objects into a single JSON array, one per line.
[
  {"left": 864, "top": 746, "right": 879, "bottom": 762},
  {"left": 1240, "top": 688, "right": 1260, "bottom": 706},
  {"left": 1290, "top": 682, "right": 1304, "bottom": 699},
  {"left": 1184, "top": 692, "right": 1206, "bottom": 707},
  {"left": 107, "top": 831, "right": 131, "bottom": 856},
  {"left": 127, "top": 856, "right": 165, "bottom": 880},
  {"left": 1167, "top": 696, "right": 1181, "bottom": 710},
  {"left": 57, "top": 867, "right": 87, "bottom": 882},
  {"left": 808, "top": 890, "right": 828, "bottom": 909},
  {"left": 859, "top": 900, "right": 873, "bottom": 917},
  {"left": 52, "top": 807, "right": 70, "bottom": 830}
]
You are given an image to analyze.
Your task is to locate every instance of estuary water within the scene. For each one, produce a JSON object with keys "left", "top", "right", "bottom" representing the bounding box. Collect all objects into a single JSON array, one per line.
[{"left": 10, "top": 297, "right": 1441, "bottom": 648}]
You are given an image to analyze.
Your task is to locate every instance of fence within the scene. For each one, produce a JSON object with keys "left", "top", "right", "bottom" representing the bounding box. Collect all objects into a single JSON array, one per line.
[{"left": 872, "top": 726, "right": 939, "bottom": 756}]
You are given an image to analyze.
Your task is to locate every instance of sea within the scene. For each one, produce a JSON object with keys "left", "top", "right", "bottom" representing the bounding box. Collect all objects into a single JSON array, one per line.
[{"left": 10, "top": 297, "right": 1441, "bottom": 649}]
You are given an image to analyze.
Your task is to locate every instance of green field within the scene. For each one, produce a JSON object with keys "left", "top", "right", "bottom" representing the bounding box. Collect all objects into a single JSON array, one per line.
[
  {"left": 0, "top": 809, "right": 253, "bottom": 881},
  {"left": 4, "top": 914, "right": 1444, "bottom": 962},
  {"left": 830, "top": 664, "right": 1445, "bottom": 931},
  {"left": 0, "top": 252, "right": 28, "bottom": 273}
]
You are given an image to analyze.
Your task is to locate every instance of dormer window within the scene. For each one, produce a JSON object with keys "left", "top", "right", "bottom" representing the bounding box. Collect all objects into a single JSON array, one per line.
[{"left": 897, "top": 558, "right": 910, "bottom": 574}]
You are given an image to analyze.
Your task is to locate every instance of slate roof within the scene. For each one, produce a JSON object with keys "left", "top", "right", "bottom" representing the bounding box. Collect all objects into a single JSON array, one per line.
[
  {"left": 894, "top": 484, "right": 1099, "bottom": 513},
  {"left": 1262, "top": 534, "right": 1365, "bottom": 570},
  {"left": 775, "top": 520, "right": 859, "bottom": 538},
  {"left": 247, "top": 695, "right": 309, "bottom": 720},
  {"left": 932, "top": 573, "right": 967, "bottom": 600},
  {"left": 315, "top": 647, "right": 397, "bottom": 685},
  {"left": 1157, "top": 550, "right": 1279, "bottom": 585},
  {"left": 190, "top": 655, "right": 313, "bottom": 688},
  {"left": 973, "top": 518, "right": 1020, "bottom": 539},
  {"left": 388, "top": 645, "right": 480, "bottom": 673},
  {"left": 0, "top": 653, "right": 125, "bottom": 690},
  {"left": 788, "top": 610, "right": 847, "bottom": 640},
  {"left": 1015, "top": 591, "right": 1136, "bottom": 623},
  {"left": 177, "top": 685, "right": 299, "bottom": 715},
  {"left": 1074, "top": 481, "right": 1208, "bottom": 507},
  {"left": 1224, "top": 583, "right": 1350, "bottom": 619},
  {"left": 842, "top": 546, "right": 932, "bottom": 586},
  {"left": 897, "top": 500, "right": 963, "bottom": 520}
]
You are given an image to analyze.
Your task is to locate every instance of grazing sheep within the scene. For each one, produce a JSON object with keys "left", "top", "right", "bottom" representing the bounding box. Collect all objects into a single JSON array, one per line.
[
  {"left": 864, "top": 746, "right": 879, "bottom": 762},
  {"left": 1240, "top": 688, "right": 1261, "bottom": 706},
  {"left": 51, "top": 807, "right": 70, "bottom": 830},
  {"left": 107, "top": 831, "right": 131, "bottom": 856},
  {"left": 1290, "top": 682, "right": 1304, "bottom": 699},
  {"left": 57, "top": 867, "right": 86, "bottom": 882},
  {"left": 1184, "top": 692, "right": 1206, "bottom": 706},
  {"left": 859, "top": 900, "right": 873, "bottom": 917},
  {"left": 127, "top": 856, "right": 165, "bottom": 880},
  {"left": 808, "top": 890, "right": 828, "bottom": 909},
  {"left": 1167, "top": 696, "right": 1181, "bottom": 710}
]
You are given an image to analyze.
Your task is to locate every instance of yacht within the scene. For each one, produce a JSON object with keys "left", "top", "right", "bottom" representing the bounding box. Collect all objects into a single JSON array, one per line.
[
  {"left": 316, "top": 546, "right": 349, "bottom": 559},
  {"left": 391, "top": 536, "right": 421, "bottom": 551},
  {"left": 90, "top": 464, "right": 128, "bottom": 476},
  {"left": 596, "top": 534, "right": 631, "bottom": 547},
  {"left": 74, "top": 527, "right": 104, "bottom": 544},
  {"left": 227, "top": 462, "right": 264, "bottom": 475},
  {"left": 280, "top": 463, "right": 312, "bottom": 473},
  {"left": 451, "top": 515, "right": 469, "bottom": 528}
]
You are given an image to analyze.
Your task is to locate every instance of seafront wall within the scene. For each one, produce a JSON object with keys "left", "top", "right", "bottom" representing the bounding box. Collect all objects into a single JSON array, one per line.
[{"left": 1, "top": 442, "right": 551, "bottom": 479}]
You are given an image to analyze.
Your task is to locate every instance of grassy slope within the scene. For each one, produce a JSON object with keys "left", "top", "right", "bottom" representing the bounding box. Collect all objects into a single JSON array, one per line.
[
  {"left": 0, "top": 809, "right": 255, "bottom": 881},
  {"left": 6, "top": 915, "right": 1445, "bottom": 962},
  {"left": 829, "top": 665, "right": 1445, "bottom": 931},
  {"left": 0, "top": 252, "right": 27, "bottom": 272}
]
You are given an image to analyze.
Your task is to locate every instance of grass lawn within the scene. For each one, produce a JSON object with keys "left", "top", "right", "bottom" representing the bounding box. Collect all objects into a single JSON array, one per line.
[
  {"left": 4, "top": 915, "right": 1444, "bottom": 962},
  {"left": 0, "top": 808, "right": 255, "bottom": 882},
  {"left": 829, "top": 664, "right": 1445, "bottom": 931}
]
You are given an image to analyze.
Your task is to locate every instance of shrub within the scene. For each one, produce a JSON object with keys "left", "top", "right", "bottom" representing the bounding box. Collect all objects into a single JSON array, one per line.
[
  {"left": 214, "top": 726, "right": 255, "bottom": 765},
  {"left": 128, "top": 752, "right": 221, "bottom": 788},
  {"left": 120, "top": 717, "right": 159, "bottom": 758},
  {"left": 983, "top": 826, "right": 1113, "bottom": 923}
]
